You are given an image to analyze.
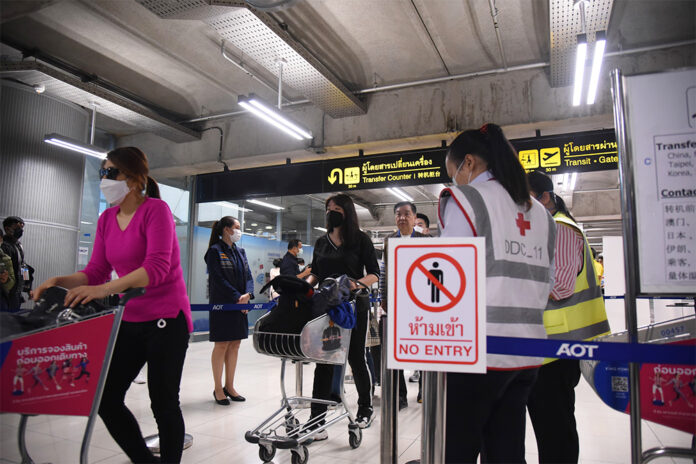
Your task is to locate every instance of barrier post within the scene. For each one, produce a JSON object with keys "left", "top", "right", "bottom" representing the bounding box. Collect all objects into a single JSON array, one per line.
[
  {"left": 295, "top": 362, "right": 303, "bottom": 397},
  {"left": 421, "top": 371, "right": 446, "bottom": 464},
  {"left": 611, "top": 68, "right": 642, "bottom": 464},
  {"left": 380, "top": 315, "right": 398, "bottom": 464}
]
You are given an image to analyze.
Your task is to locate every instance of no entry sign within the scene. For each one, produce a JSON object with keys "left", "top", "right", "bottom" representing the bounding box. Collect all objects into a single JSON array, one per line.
[{"left": 387, "top": 238, "right": 486, "bottom": 373}]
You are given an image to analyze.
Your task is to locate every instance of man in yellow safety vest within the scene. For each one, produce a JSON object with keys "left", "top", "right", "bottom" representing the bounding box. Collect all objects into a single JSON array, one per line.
[{"left": 526, "top": 171, "right": 610, "bottom": 464}]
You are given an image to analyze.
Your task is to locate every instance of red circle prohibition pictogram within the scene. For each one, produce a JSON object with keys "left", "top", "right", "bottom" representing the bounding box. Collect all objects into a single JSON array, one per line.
[{"left": 405, "top": 252, "right": 466, "bottom": 312}]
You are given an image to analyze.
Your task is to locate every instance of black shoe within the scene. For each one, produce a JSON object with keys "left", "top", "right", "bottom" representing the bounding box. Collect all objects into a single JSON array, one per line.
[
  {"left": 214, "top": 391, "right": 230, "bottom": 405},
  {"left": 356, "top": 406, "right": 374, "bottom": 429},
  {"left": 223, "top": 387, "right": 246, "bottom": 402},
  {"left": 399, "top": 398, "right": 408, "bottom": 411}
]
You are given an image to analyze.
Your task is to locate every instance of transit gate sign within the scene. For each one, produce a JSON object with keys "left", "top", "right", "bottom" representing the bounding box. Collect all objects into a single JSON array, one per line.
[{"left": 386, "top": 238, "right": 486, "bottom": 373}]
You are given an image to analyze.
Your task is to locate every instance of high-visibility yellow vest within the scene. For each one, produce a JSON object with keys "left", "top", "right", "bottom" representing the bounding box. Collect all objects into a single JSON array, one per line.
[{"left": 543, "top": 212, "right": 610, "bottom": 363}]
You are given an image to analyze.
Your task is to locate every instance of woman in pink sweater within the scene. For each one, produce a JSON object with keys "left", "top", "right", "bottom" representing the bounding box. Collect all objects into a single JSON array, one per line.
[{"left": 34, "top": 147, "right": 191, "bottom": 463}]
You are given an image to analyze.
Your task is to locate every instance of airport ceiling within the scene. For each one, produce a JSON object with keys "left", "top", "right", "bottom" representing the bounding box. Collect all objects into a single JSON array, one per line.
[
  {"left": 1, "top": 0, "right": 694, "bottom": 135},
  {"left": 0, "top": 0, "right": 693, "bottom": 241}
]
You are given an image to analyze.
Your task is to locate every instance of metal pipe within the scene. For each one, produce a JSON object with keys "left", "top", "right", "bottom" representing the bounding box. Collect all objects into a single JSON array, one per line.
[
  {"left": 642, "top": 446, "right": 696, "bottom": 463},
  {"left": 604, "top": 39, "right": 696, "bottom": 58},
  {"left": 278, "top": 60, "right": 284, "bottom": 110},
  {"left": 487, "top": 0, "right": 508, "bottom": 69},
  {"left": 295, "top": 361, "right": 303, "bottom": 397},
  {"left": 421, "top": 371, "right": 446, "bottom": 464},
  {"left": 89, "top": 104, "right": 97, "bottom": 145},
  {"left": 380, "top": 315, "right": 398, "bottom": 464},
  {"left": 184, "top": 39, "right": 696, "bottom": 124},
  {"left": 610, "top": 68, "right": 642, "bottom": 464},
  {"left": 221, "top": 41, "right": 283, "bottom": 100}
]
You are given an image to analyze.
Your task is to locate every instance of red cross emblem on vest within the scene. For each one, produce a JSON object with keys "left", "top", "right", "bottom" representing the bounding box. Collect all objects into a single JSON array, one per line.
[{"left": 515, "top": 213, "right": 531, "bottom": 236}]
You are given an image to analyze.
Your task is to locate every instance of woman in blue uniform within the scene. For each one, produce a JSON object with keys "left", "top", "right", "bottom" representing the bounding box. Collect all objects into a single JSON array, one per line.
[{"left": 206, "top": 216, "right": 254, "bottom": 405}]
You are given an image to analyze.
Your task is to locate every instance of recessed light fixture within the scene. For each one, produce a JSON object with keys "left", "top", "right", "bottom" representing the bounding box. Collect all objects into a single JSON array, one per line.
[
  {"left": 44, "top": 134, "right": 107, "bottom": 159},
  {"left": 238, "top": 94, "right": 312, "bottom": 141},
  {"left": 572, "top": 33, "right": 588, "bottom": 107},
  {"left": 586, "top": 30, "right": 606, "bottom": 105},
  {"left": 265, "top": 226, "right": 273, "bottom": 230},
  {"left": 247, "top": 199, "right": 285, "bottom": 211},
  {"left": 314, "top": 226, "right": 327, "bottom": 232},
  {"left": 251, "top": 223, "right": 258, "bottom": 227},
  {"left": 213, "top": 201, "right": 253, "bottom": 212},
  {"left": 387, "top": 187, "right": 414, "bottom": 202}
]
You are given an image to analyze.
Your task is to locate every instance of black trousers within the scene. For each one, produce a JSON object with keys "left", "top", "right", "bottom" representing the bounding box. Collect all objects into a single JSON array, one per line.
[
  {"left": 312, "top": 296, "right": 372, "bottom": 420},
  {"left": 527, "top": 359, "right": 581, "bottom": 464},
  {"left": 99, "top": 311, "right": 189, "bottom": 464},
  {"left": 446, "top": 368, "right": 539, "bottom": 463}
]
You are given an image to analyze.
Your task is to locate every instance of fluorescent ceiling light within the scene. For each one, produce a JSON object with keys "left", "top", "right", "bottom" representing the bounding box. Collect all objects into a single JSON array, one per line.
[
  {"left": 387, "top": 187, "right": 414, "bottom": 202},
  {"left": 238, "top": 94, "right": 312, "bottom": 141},
  {"left": 586, "top": 31, "right": 606, "bottom": 105},
  {"left": 213, "top": 201, "right": 252, "bottom": 212},
  {"left": 314, "top": 226, "right": 327, "bottom": 232},
  {"left": 44, "top": 133, "right": 107, "bottom": 159},
  {"left": 265, "top": 226, "right": 273, "bottom": 230},
  {"left": 572, "top": 34, "right": 587, "bottom": 107},
  {"left": 247, "top": 199, "right": 285, "bottom": 210},
  {"left": 251, "top": 223, "right": 258, "bottom": 226},
  {"left": 80, "top": 221, "right": 93, "bottom": 225}
]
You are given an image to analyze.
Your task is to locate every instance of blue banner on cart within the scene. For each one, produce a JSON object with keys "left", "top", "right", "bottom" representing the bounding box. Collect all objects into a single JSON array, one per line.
[
  {"left": 487, "top": 336, "right": 695, "bottom": 365},
  {"left": 190, "top": 303, "right": 275, "bottom": 312}
]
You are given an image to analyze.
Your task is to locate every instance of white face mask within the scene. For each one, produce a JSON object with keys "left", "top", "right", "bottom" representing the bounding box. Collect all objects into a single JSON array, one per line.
[
  {"left": 100, "top": 179, "right": 130, "bottom": 205},
  {"left": 230, "top": 229, "right": 242, "bottom": 243},
  {"left": 414, "top": 225, "right": 424, "bottom": 234},
  {"left": 297, "top": 247, "right": 304, "bottom": 255}
]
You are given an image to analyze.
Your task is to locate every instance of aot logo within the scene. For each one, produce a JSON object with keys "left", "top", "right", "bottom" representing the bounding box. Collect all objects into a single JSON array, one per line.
[
  {"left": 212, "top": 305, "right": 224, "bottom": 310},
  {"left": 556, "top": 343, "right": 599, "bottom": 358}
]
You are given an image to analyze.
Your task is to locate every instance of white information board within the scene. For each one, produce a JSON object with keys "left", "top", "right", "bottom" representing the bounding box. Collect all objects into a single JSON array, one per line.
[
  {"left": 624, "top": 68, "right": 696, "bottom": 294},
  {"left": 386, "top": 237, "right": 486, "bottom": 373}
]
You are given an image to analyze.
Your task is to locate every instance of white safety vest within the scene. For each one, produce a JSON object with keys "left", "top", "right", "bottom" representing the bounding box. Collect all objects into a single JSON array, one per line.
[{"left": 439, "top": 180, "right": 556, "bottom": 369}]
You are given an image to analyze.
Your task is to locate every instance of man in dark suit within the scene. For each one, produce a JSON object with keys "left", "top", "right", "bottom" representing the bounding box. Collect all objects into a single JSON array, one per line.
[
  {"left": 280, "top": 239, "right": 312, "bottom": 279},
  {"left": 380, "top": 201, "right": 425, "bottom": 410}
]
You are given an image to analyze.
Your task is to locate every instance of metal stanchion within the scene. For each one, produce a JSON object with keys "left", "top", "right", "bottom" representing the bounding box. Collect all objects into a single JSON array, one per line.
[
  {"left": 380, "top": 315, "right": 398, "bottom": 464},
  {"left": 421, "top": 371, "right": 446, "bottom": 464},
  {"left": 611, "top": 69, "right": 642, "bottom": 463},
  {"left": 295, "top": 361, "right": 303, "bottom": 396}
]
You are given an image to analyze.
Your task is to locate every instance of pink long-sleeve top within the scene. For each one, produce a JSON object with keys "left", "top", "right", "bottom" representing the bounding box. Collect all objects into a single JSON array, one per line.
[{"left": 81, "top": 198, "right": 192, "bottom": 331}]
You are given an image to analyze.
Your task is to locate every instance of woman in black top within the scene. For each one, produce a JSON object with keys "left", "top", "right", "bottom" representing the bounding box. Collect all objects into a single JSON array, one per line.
[
  {"left": 309, "top": 194, "right": 380, "bottom": 435},
  {"left": 205, "top": 216, "right": 254, "bottom": 405}
]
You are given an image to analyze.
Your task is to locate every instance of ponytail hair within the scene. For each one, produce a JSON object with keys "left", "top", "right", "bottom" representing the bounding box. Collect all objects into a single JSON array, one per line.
[
  {"left": 553, "top": 194, "right": 577, "bottom": 222},
  {"left": 208, "top": 216, "right": 238, "bottom": 249},
  {"left": 447, "top": 123, "right": 531, "bottom": 209},
  {"left": 146, "top": 176, "right": 160, "bottom": 199}
]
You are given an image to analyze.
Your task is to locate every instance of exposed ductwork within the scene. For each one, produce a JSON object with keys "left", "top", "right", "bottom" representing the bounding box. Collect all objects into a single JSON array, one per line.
[
  {"left": 549, "top": 0, "right": 614, "bottom": 87},
  {"left": 137, "top": 0, "right": 366, "bottom": 118},
  {"left": 0, "top": 61, "right": 200, "bottom": 143}
]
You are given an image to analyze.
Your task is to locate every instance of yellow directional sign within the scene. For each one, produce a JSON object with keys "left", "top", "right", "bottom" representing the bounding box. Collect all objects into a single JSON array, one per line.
[
  {"left": 344, "top": 167, "right": 360, "bottom": 185},
  {"left": 327, "top": 168, "right": 342, "bottom": 185},
  {"left": 519, "top": 150, "right": 539, "bottom": 170},
  {"left": 540, "top": 147, "right": 561, "bottom": 167}
]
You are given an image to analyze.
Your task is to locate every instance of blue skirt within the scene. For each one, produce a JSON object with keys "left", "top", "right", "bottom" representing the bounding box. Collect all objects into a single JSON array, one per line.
[{"left": 209, "top": 309, "right": 248, "bottom": 342}]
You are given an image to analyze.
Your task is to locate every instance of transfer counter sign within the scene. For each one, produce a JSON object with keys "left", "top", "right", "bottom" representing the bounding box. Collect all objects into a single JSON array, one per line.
[{"left": 387, "top": 238, "right": 486, "bottom": 373}]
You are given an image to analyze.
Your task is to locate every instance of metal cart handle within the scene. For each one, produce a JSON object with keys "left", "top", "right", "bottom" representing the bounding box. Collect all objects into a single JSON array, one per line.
[{"left": 119, "top": 288, "right": 146, "bottom": 306}]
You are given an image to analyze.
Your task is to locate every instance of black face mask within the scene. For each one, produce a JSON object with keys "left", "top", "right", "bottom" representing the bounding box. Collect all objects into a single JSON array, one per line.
[
  {"left": 12, "top": 228, "right": 23, "bottom": 240},
  {"left": 326, "top": 210, "right": 344, "bottom": 229}
]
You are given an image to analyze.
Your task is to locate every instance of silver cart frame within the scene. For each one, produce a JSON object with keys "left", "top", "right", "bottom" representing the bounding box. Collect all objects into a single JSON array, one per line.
[{"left": 245, "top": 308, "right": 363, "bottom": 464}]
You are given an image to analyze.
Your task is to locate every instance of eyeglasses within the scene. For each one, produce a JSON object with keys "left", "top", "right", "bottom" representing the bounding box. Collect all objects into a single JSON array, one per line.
[{"left": 99, "top": 167, "right": 120, "bottom": 180}]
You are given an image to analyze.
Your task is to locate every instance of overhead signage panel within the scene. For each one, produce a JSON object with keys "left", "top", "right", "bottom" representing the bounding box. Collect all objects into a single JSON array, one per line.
[
  {"left": 513, "top": 129, "right": 618, "bottom": 174},
  {"left": 195, "top": 129, "right": 620, "bottom": 203},
  {"left": 322, "top": 149, "right": 448, "bottom": 192}
]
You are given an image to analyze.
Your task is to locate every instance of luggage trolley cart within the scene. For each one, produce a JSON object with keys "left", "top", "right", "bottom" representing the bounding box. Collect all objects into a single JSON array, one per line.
[
  {"left": 245, "top": 293, "right": 363, "bottom": 463},
  {"left": 0, "top": 288, "right": 144, "bottom": 464},
  {"left": 580, "top": 313, "right": 696, "bottom": 460}
]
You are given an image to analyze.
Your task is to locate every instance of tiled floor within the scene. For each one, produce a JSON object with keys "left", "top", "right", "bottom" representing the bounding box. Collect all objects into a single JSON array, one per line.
[{"left": 1, "top": 340, "right": 693, "bottom": 463}]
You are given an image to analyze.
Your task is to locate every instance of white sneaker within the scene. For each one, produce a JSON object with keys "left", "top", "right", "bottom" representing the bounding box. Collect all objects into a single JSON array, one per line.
[{"left": 310, "top": 428, "right": 328, "bottom": 441}]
